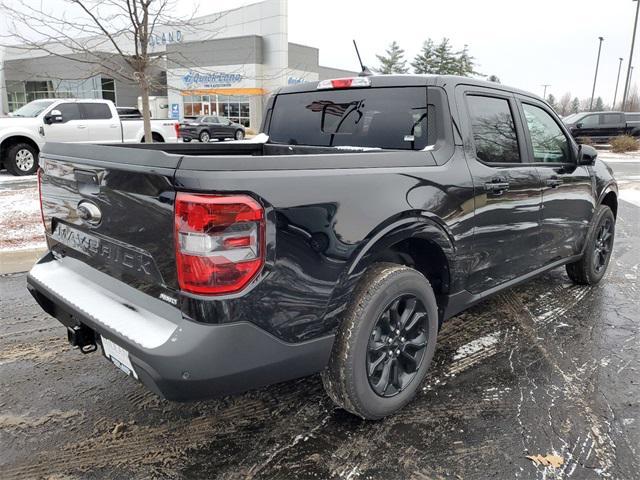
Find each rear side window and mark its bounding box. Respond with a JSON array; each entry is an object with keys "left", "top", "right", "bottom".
[
  {"left": 268, "top": 87, "right": 431, "bottom": 150},
  {"left": 466, "top": 95, "right": 520, "bottom": 163},
  {"left": 81, "top": 103, "right": 112, "bottom": 120},
  {"left": 602, "top": 113, "right": 623, "bottom": 124},
  {"left": 626, "top": 113, "right": 640, "bottom": 121},
  {"left": 56, "top": 103, "right": 82, "bottom": 122}
]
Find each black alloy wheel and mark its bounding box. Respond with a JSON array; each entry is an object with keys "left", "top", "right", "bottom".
[
  {"left": 367, "top": 295, "right": 429, "bottom": 397},
  {"left": 593, "top": 217, "right": 613, "bottom": 274}
]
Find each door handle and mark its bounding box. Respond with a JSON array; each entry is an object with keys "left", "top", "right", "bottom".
[
  {"left": 546, "top": 178, "right": 562, "bottom": 188},
  {"left": 109, "top": 124, "right": 118, "bottom": 128},
  {"left": 484, "top": 181, "right": 510, "bottom": 194},
  {"left": 77, "top": 125, "right": 87, "bottom": 129}
]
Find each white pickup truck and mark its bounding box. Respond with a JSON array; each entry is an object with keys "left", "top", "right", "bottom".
[{"left": 0, "top": 99, "right": 180, "bottom": 175}]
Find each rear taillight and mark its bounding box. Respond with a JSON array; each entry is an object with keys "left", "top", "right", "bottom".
[
  {"left": 174, "top": 122, "right": 181, "bottom": 138},
  {"left": 174, "top": 193, "right": 265, "bottom": 295},
  {"left": 37, "top": 168, "right": 46, "bottom": 230}
]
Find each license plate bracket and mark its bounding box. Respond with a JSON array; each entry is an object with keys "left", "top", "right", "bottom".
[{"left": 101, "top": 336, "right": 138, "bottom": 379}]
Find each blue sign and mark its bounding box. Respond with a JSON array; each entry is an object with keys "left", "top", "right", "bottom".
[
  {"left": 288, "top": 76, "right": 305, "bottom": 85},
  {"left": 170, "top": 104, "right": 179, "bottom": 119},
  {"left": 182, "top": 70, "right": 243, "bottom": 89}
]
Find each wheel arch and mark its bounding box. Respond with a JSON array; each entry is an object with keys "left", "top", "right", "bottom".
[
  {"left": 598, "top": 184, "right": 618, "bottom": 218},
  {"left": 331, "top": 213, "right": 457, "bottom": 324},
  {"left": 0, "top": 134, "right": 40, "bottom": 164}
]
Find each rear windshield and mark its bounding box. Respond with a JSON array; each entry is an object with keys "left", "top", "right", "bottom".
[{"left": 268, "top": 87, "right": 432, "bottom": 150}]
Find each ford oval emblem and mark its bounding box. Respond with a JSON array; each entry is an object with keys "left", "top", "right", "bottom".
[{"left": 77, "top": 200, "right": 102, "bottom": 225}]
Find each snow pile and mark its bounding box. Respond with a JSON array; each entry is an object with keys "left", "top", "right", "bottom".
[
  {"left": 0, "top": 171, "right": 36, "bottom": 184},
  {"left": 601, "top": 151, "right": 640, "bottom": 207}
]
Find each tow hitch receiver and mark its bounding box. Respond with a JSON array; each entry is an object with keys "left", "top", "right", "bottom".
[{"left": 67, "top": 325, "right": 97, "bottom": 354}]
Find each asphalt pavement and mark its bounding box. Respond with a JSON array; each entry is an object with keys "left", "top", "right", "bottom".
[{"left": 0, "top": 159, "right": 638, "bottom": 479}]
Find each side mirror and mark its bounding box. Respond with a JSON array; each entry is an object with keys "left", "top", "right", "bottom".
[
  {"left": 228, "top": 120, "right": 233, "bottom": 125},
  {"left": 44, "top": 109, "right": 63, "bottom": 125},
  {"left": 575, "top": 122, "right": 583, "bottom": 129},
  {"left": 578, "top": 144, "right": 597, "bottom": 165}
]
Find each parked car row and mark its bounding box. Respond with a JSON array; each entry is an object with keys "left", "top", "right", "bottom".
[
  {"left": 563, "top": 111, "right": 640, "bottom": 143},
  {"left": 0, "top": 99, "right": 180, "bottom": 176}
]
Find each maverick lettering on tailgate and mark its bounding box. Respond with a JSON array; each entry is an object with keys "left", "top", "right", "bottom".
[{"left": 52, "top": 223, "right": 164, "bottom": 284}]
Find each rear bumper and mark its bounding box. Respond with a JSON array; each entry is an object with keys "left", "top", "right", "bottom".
[{"left": 27, "top": 254, "right": 334, "bottom": 401}]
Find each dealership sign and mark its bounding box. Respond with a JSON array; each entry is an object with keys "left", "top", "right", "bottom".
[
  {"left": 149, "top": 30, "right": 183, "bottom": 47},
  {"left": 181, "top": 70, "right": 243, "bottom": 89}
]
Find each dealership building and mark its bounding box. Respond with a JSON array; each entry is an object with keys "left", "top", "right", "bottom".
[{"left": 0, "top": 0, "right": 354, "bottom": 129}]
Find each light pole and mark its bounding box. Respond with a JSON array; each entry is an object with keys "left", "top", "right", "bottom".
[
  {"left": 613, "top": 57, "right": 624, "bottom": 108},
  {"left": 621, "top": 0, "right": 639, "bottom": 110},
  {"left": 542, "top": 84, "right": 551, "bottom": 99},
  {"left": 589, "top": 36, "right": 605, "bottom": 111}
]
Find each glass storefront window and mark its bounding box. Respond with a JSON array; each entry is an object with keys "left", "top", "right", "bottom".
[
  {"left": 6, "top": 76, "right": 117, "bottom": 112},
  {"left": 182, "top": 93, "right": 251, "bottom": 126}
]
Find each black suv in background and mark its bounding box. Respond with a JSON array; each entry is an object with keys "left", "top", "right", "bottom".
[
  {"left": 180, "top": 115, "right": 245, "bottom": 142},
  {"left": 563, "top": 111, "right": 640, "bottom": 142}
]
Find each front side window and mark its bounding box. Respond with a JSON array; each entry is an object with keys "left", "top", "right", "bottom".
[
  {"left": 55, "top": 103, "right": 82, "bottom": 121},
  {"left": 580, "top": 114, "right": 599, "bottom": 127},
  {"left": 467, "top": 95, "right": 520, "bottom": 163},
  {"left": 522, "top": 103, "right": 571, "bottom": 163},
  {"left": 269, "top": 87, "right": 430, "bottom": 150}
]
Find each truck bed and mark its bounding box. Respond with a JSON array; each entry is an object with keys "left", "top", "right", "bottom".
[{"left": 41, "top": 141, "right": 441, "bottom": 172}]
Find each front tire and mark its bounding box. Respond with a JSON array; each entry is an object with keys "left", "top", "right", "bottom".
[
  {"left": 322, "top": 263, "right": 438, "bottom": 420},
  {"left": 235, "top": 129, "right": 245, "bottom": 140},
  {"left": 566, "top": 205, "right": 615, "bottom": 285},
  {"left": 199, "top": 131, "right": 210, "bottom": 143},
  {"left": 6, "top": 143, "right": 38, "bottom": 176}
]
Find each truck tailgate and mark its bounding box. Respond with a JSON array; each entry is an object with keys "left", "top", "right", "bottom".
[{"left": 39, "top": 143, "right": 181, "bottom": 294}]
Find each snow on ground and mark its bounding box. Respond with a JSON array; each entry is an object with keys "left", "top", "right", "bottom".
[
  {"left": 0, "top": 172, "right": 45, "bottom": 251},
  {"left": 0, "top": 172, "right": 36, "bottom": 184},
  {"left": 619, "top": 190, "right": 640, "bottom": 208},
  {"left": 598, "top": 151, "right": 640, "bottom": 163},
  {"left": 601, "top": 151, "right": 640, "bottom": 208}
]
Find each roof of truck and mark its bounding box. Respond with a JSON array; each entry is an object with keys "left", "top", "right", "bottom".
[{"left": 277, "top": 74, "right": 544, "bottom": 102}]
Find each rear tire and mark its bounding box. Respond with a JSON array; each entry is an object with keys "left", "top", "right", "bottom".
[
  {"left": 322, "top": 263, "right": 438, "bottom": 420},
  {"left": 6, "top": 142, "right": 38, "bottom": 176},
  {"left": 566, "top": 205, "right": 615, "bottom": 285},
  {"left": 199, "top": 131, "right": 210, "bottom": 143}
]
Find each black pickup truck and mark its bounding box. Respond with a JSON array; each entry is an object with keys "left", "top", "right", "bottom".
[
  {"left": 563, "top": 111, "right": 640, "bottom": 142},
  {"left": 27, "top": 75, "right": 618, "bottom": 419}
]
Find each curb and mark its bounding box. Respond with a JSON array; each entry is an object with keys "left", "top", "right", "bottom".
[{"left": 0, "top": 248, "right": 46, "bottom": 275}]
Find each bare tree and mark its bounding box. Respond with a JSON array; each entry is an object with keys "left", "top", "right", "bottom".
[
  {"left": 557, "top": 92, "right": 572, "bottom": 117},
  {"left": 0, "top": 0, "right": 223, "bottom": 142}
]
